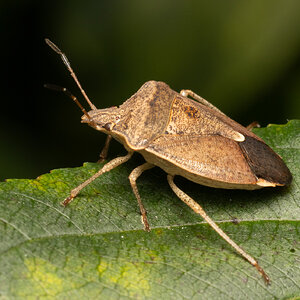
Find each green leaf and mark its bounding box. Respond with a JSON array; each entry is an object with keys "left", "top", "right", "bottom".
[{"left": 0, "top": 120, "right": 299, "bottom": 299}]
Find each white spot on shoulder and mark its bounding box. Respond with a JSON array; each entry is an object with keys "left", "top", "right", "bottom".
[{"left": 234, "top": 132, "right": 245, "bottom": 142}]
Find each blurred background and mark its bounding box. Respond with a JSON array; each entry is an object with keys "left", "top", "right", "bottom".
[{"left": 1, "top": 0, "right": 300, "bottom": 180}]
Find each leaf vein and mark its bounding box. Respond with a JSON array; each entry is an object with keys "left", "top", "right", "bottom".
[
  {"left": 11, "top": 191, "right": 85, "bottom": 234},
  {"left": 0, "top": 217, "right": 30, "bottom": 240}
]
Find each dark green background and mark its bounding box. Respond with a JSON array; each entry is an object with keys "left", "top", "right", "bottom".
[{"left": 1, "top": 1, "right": 300, "bottom": 180}]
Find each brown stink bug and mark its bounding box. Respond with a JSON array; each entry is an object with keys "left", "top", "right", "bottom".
[{"left": 45, "top": 38, "right": 292, "bottom": 285}]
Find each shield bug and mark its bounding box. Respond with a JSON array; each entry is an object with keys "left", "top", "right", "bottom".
[{"left": 45, "top": 38, "right": 292, "bottom": 284}]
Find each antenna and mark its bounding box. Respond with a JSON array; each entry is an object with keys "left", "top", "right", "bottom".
[
  {"left": 45, "top": 38, "right": 97, "bottom": 110},
  {"left": 44, "top": 84, "right": 93, "bottom": 122}
]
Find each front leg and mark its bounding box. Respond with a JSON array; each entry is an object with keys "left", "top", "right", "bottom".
[
  {"left": 62, "top": 152, "right": 133, "bottom": 206},
  {"left": 98, "top": 135, "right": 113, "bottom": 162}
]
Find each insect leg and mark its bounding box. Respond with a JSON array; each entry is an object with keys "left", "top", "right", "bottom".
[
  {"left": 62, "top": 152, "right": 133, "bottom": 206},
  {"left": 167, "top": 174, "right": 270, "bottom": 285},
  {"left": 180, "top": 89, "right": 225, "bottom": 115},
  {"left": 246, "top": 121, "right": 260, "bottom": 131},
  {"left": 129, "top": 162, "right": 155, "bottom": 231},
  {"left": 98, "top": 135, "right": 113, "bottom": 162}
]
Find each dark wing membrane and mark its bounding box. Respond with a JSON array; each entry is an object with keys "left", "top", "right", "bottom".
[
  {"left": 239, "top": 136, "right": 292, "bottom": 185},
  {"left": 145, "top": 134, "right": 258, "bottom": 185}
]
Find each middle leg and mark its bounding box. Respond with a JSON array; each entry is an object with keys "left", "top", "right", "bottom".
[
  {"left": 129, "top": 162, "right": 154, "bottom": 231},
  {"left": 180, "top": 89, "right": 224, "bottom": 115}
]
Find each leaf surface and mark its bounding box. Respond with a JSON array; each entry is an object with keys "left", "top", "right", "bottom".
[{"left": 0, "top": 120, "right": 299, "bottom": 299}]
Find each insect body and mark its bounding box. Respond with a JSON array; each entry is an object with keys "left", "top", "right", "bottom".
[{"left": 45, "top": 39, "right": 292, "bottom": 285}]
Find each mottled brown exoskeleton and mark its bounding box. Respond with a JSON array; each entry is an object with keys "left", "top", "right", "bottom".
[{"left": 45, "top": 39, "right": 292, "bottom": 285}]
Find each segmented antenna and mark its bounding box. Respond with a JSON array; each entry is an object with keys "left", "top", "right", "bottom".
[
  {"left": 44, "top": 84, "right": 93, "bottom": 122},
  {"left": 45, "top": 38, "right": 97, "bottom": 110}
]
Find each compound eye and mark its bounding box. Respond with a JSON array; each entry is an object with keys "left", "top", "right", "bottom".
[{"left": 104, "top": 122, "right": 114, "bottom": 131}]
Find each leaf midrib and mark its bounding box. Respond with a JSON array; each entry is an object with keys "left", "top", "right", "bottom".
[{"left": 1, "top": 219, "right": 298, "bottom": 257}]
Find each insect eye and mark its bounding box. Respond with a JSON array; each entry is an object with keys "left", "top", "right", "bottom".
[{"left": 104, "top": 122, "right": 114, "bottom": 131}]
